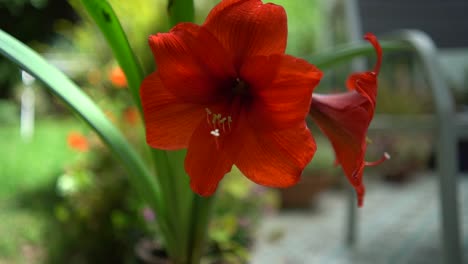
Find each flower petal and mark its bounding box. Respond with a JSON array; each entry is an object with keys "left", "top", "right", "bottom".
[
  {"left": 141, "top": 72, "right": 204, "bottom": 150},
  {"left": 185, "top": 119, "right": 234, "bottom": 196},
  {"left": 240, "top": 54, "right": 322, "bottom": 131},
  {"left": 203, "top": 0, "right": 287, "bottom": 68},
  {"left": 226, "top": 112, "right": 316, "bottom": 187},
  {"left": 308, "top": 33, "right": 382, "bottom": 207},
  {"left": 148, "top": 22, "right": 235, "bottom": 104},
  {"left": 310, "top": 92, "right": 372, "bottom": 206}
]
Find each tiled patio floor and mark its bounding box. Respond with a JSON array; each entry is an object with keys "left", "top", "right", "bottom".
[{"left": 251, "top": 172, "right": 468, "bottom": 264}]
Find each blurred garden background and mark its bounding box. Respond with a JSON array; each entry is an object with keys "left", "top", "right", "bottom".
[{"left": 1, "top": 0, "right": 467, "bottom": 263}]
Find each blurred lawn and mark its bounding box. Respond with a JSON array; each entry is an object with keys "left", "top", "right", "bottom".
[{"left": 0, "top": 118, "right": 81, "bottom": 262}]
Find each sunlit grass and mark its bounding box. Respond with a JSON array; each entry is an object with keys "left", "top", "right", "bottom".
[
  {"left": 0, "top": 118, "right": 82, "bottom": 261},
  {"left": 0, "top": 118, "right": 83, "bottom": 197}
]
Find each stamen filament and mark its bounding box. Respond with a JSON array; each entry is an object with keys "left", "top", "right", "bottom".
[{"left": 365, "top": 152, "right": 390, "bottom": 167}]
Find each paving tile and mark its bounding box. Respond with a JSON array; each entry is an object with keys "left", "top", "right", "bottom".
[{"left": 251, "top": 173, "right": 468, "bottom": 264}]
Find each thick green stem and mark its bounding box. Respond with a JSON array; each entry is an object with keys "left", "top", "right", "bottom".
[{"left": 188, "top": 195, "right": 215, "bottom": 264}]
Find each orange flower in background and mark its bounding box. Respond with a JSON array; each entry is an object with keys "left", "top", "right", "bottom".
[
  {"left": 109, "top": 66, "right": 127, "bottom": 88},
  {"left": 309, "top": 33, "right": 388, "bottom": 207},
  {"left": 67, "top": 132, "right": 89, "bottom": 152},
  {"left": 141, "top": 0, "right": 322, "bottom": 196},
  {"left": 123, "top": 107, "right": 140, "bottom": 126}
]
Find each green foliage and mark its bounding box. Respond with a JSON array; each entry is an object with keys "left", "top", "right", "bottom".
[
  {"left": 0, "top": 27, "right": 162, "bottom": 215},
  {"left": 204, "top": 170, "right": 278, "bottom": 263},
  {"left": 0, "top": 119, "right": 81, "bottom": 197},
  {"left": 168, "top": 0, "right": 194, "bottom": 26},
  {"left": 0, "top": 119, "right": 80, "bottom": 262},
  {"left": 1, "top": 0, "right": 49, "bottom": 11},
  {"left": 0, "top": 99, "right": 17, "bottom": 124},
  {"left": 78, "top": 0, "right": 145, "bottom": 110},
  {"left": 272, "top": 0, "right": 325, "bottom": 56},
  {"left": 46, "top": 149, "right": 153, "bottom": 263}
]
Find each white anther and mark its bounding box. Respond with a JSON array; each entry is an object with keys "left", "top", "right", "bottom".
[
  {"left": 210, "top": 129, "right": 220, "bottom": 137},
  {"left": 384, "top": 152, "right": 391, "bottom": 160}
]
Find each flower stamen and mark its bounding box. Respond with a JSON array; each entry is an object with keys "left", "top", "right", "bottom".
[
  {"left": 205, "top": 108, "right": 212, "bottom": 124},
  {"left": 205, "top": 108, "right": 233, "bottom": 134}
]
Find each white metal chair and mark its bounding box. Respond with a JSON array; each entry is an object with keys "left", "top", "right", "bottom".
[{"left": 339, "top": 1, "right": 467, "bottom": 263}]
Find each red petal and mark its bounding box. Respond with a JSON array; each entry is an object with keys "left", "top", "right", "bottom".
[
  {"left": 140, "top": 72, "right": 204, "bottom": 150},
  {"left": 310, "top": 91, "right": 373, "bottom": 204},
  {"left": 364, "top": 33, "right": 382, "bottom": 74},
  {"left": 240, "top": 54, "right": 322, "bottom": 131},
  {"left": 226, "top": 112, "right": 316, "bottom": 187},
  {"left": 310, "top": 92, "right": 372, "bottom": 206},
  {"left": 185, "top": 119, "right": 234, "bottom": 196},
  {"left": 203, "top": 0, "right": 287, "bottom": 68},
  {"left": 148, "top": 23, "right": 235, "bottom": 104},
  {"left": 309, "top": 34, "right": 382, "bottom": 207}
]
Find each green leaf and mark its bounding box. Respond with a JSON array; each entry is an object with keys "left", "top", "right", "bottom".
[
  {"left": 167, "top": 0, "right": 195, "bottom": 26},
  {"left": 310, "top": 40, "right": 409, "bottom": 69},
  {"left": 78, "top": 0, "right": 189, "bottom": 258},
  {"left": 0, "top": 28, "right": 163, "bottom": 226},
  {"left": 80, "top": 0, "right": 144, "bottom": 111}
]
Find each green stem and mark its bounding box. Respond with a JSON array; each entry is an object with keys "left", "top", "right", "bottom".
[
  {"left": 78, "top": 0, "right": 187, "bottom": 257},
  {"left": 188, "top": 195, "right": 215, "bottom": 264}
]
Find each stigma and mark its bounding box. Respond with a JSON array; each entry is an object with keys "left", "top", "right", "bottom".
[{"left": 365, "top": 152, "right": 391, "bottom": 167}]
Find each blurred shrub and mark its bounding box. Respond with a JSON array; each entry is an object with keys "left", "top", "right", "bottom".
[
  {"left": 45, "top": 127, "right": 152, "bottom": 263},
  {"left": 47, "top": 130, "right": 277, "bottom": 263},
  {"left": 0, "top": 99, "right": 18, "bottom": 124},
  {"left": 195, "top": 0, "right": 325, "bottom": 57},
  {"left": 0, "top": 0, "right": 77, "bottom": 98},
  {"left": 204, "top": 171, "right": 278, "bottom": 263}
]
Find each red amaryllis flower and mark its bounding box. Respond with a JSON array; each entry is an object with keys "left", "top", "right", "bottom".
[
  {"left": 309, "top": 33, "right": 388, "bottom": 207},
  {"left": 141, "top": 0, "right": 322, "bottom": 196}
]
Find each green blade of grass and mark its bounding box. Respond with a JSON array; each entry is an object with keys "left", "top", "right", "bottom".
[
  {"left": 310, "top": 40, "right": 409, "bottom": 69},
  {"left": 0, "top": 28, "right": 166, "bottom": 233},
  {"left": 79, "top": 0, "right": 144, "bottom": 111},
  {"left": 77, "top": 1, "right": 187, "bottom": 256}
]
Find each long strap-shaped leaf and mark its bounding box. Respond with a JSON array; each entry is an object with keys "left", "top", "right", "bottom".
[
  {"left": 80, "top": 0, "right": 144, "bottom": 111},
  {"left": 78, "top": 0, "right": 197, "bottom": 260},
  {"left": 312, "top": 40, "right": 409, "bottom": 69},
  {"left": 0, "top": 28, "right": 163, "bottom": 221}
]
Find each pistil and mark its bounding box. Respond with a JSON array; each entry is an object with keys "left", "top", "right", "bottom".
[{"left": 232, "top": 78, "right": 249, "bottom": 96}]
